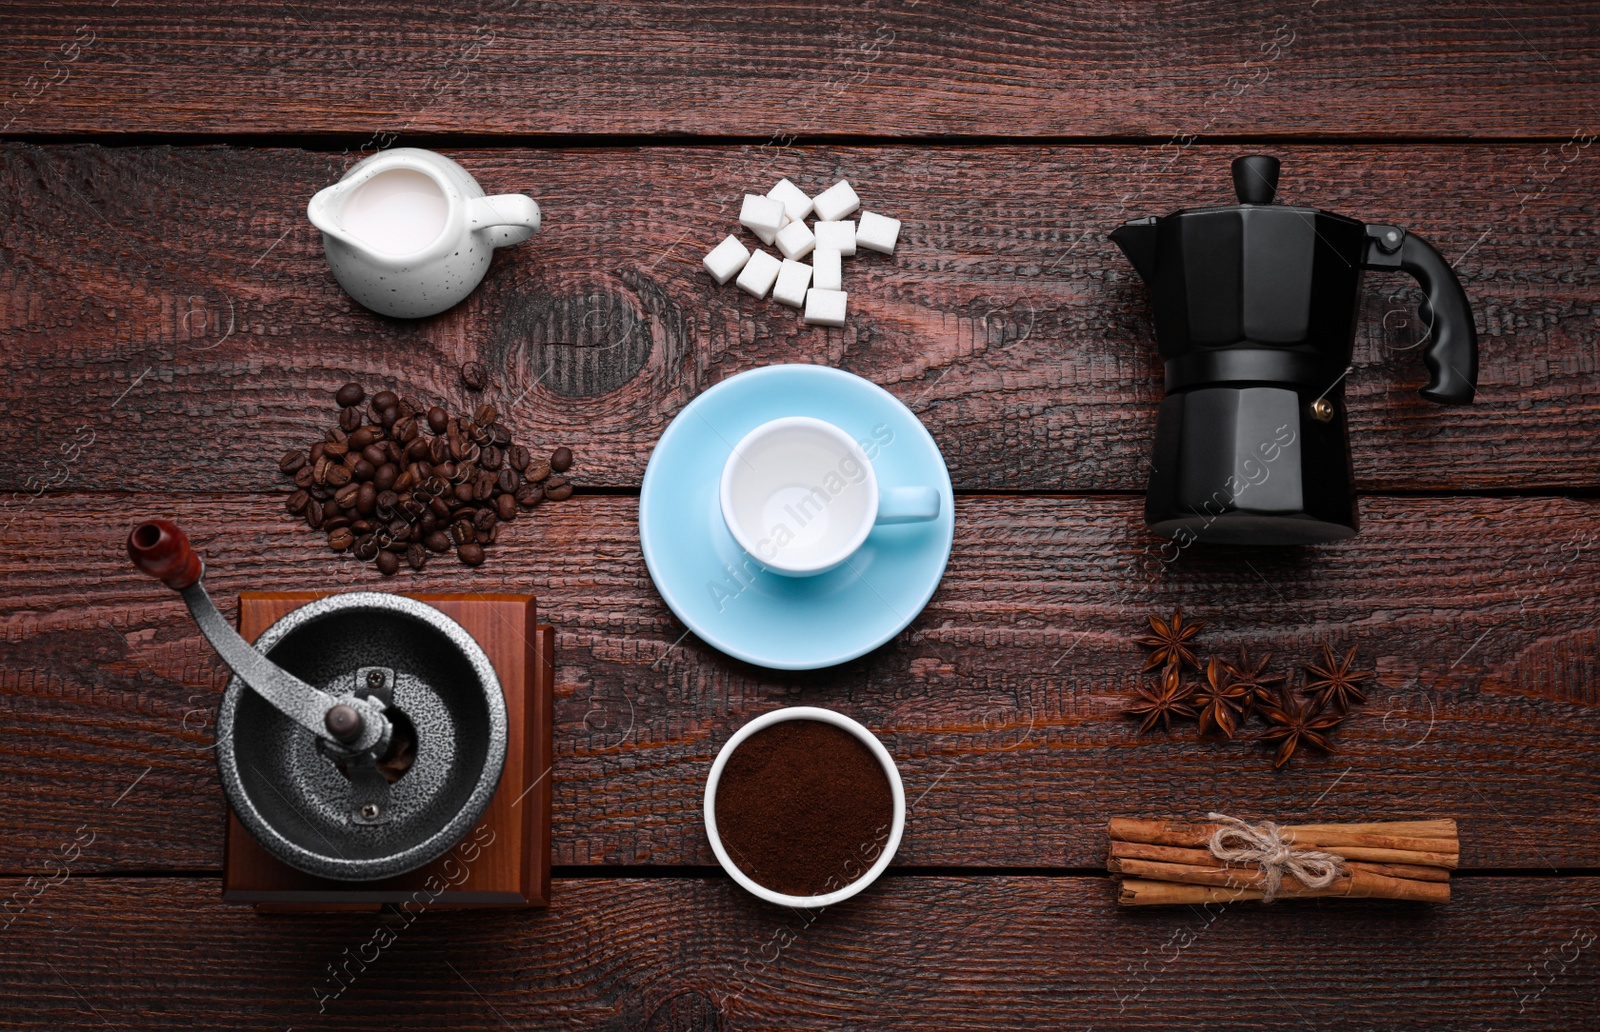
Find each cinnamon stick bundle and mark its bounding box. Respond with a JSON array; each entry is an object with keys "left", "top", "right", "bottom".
[{"left": 1109, "top": 816, "right": 1458, "bottom": 906}]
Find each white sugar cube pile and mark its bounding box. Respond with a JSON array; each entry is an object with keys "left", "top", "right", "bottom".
[{"left": 701, "top": 177, "right": 901, "bottom": 327}]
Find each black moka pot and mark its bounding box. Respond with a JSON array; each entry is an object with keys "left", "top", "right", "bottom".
[{"left": 1111, "top": 155, "right": 1478, "bottom": 545}]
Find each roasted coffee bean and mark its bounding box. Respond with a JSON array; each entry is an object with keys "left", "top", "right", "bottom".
[
  {"left": 306, "top": 500, "right": 326, "bottom": 528},
  {"left": 424, "top": 405, "right": 447, "bottom": 434},
  {"left": 387, "top": 516, "right": 410, "bottom": 539},
  {"left": 489, "top": 422, "right": 510, "bottom": 446},
  {"left": 523, "top": 458, "right": 551, "bottom": 483},
  {"left": 356, "top": 482, "right": 377, "bottom": 515},
  {"left": 393, "top": 469, "right": 417, "bottom": 493},
  {"left": 310, "top": 441, "right": 327, "bottom": 465},
  {"left": 352, "top": 459, "right": 376, "bottom": 482},
  {"left": 449, "top": 482, "right": 471, "bottom": 504},
  {"left": 360, "top": 444, "right": 386, "bottom": 467},
  {"left": 367, "top": 398, "right": 383, "bottom": 423},
  {"left": 480, "top": 445, "right": 502, "bottom": 471},
  {"left": 429, "top": 437, "right": 450, "bottom": 464},
  {"left": 407, "top": 543, "right": 426, "bottom": 571},
  {"left": 336, "top": 382, "right": 365, "bottom": 408},
  {"left": 546, "top": 476, "right": 572, "bottom": 501},
  {"left": 312, "top": 456, "right": 332, "bottom": 485},
  {"left": 468, "top": 422, "right": 491, "bottom": 447},
  {"left": 339, "top": 405, "right": 363, "bottom": 432},
  {"left": 435, "top": 460, "right": 457, "bottom": 482},
  {"left": 328, "top": 527, "right": 354, "bottom": 552},
  {"left": 353, "top": 535, "right": 379, "bottom": 560},
  {"left": 458, "top": 542, "right": 486, "bottom": 566},
  {"left": 424, "top": 531, "right": 451, "bottom": 553},
  {"left": 420, "top": 510, "right": 439, "bottom": 533},
  {"left": 393, "top": 416, "right": 419, "bottom": 443},
  {"left": 402, "top": 437, "right": 430, "bottom": 464},
  {"left": 351, "top": 519, "right": 373, "bottom": 534},
  {"left": 326, "top": 426, "right": 347, "bottom": 444},
  {"left": 401, "top": 499, "right": 427, "bottom": 523},
  {"left": 371, "top": 390, "right": 398, "bottom": 412},
  {"left": 497, "top": 468, "right": 518, "bottom": 494},
  {"left": 473, "top": 402, "right": 497, "bottom": 426},
  {"left": 447, "top": 432, "right": 469, "bottom": 461},
  {"left": 430, "top": 497, "right": 453, "bottom": 521},
  {"left": 326, "top": 463, "right": 353, "bottom": 487},
  {"left": 323, "top": 440, "right": 349, "bottom": 459},
  {"left": 378, "top": 406, "right": 398, "bottom": 430},
  {"left": 460, "top": 360, "right": 488, "bottom": 390},
  {"left": 475, "top": 469, "right": 497, "bottom": 502},
  {"left": 375, "top": 550, "right": 400, "bottom": 577},
  {"left": 293, "top": 464, "right": 315, "bottom": 488},
  {"left": 349, "top": 426, "right": 379, "bottom": 449},
  {"left": 324, "top": 514, "right": 351, "bottom": 532},
  {"left": 480, "top": 521, "right": 498, "bottom": 544},
  {"left": 473, "top": 507, "right": 497, "bottom": 534},
  {"left": 279, "top": 450, "right": 306, "bottom": 474},
  {"left": 507, "top": 444, "right": 530, "bottom": 471},
  {"left": 496, "top": 493, "right": 518, "bottom": 522},
  {"left": 550, "top": 447, "right": 573, "bottom": 473},
  {"left": 374, "top": 463, "right": 397, "bottom": 491},
  {"left": 333, "top": 482, "right": 360, "bottom": 509},
  {"left": 286, "top": 489, "right": 310, "bottom": 515},
  {"left": 515, "top": 484, "right": 543, "bottom": 507},
  {"left": 450, "top": 521, "right": 476, "bottom": 545},
  {"left": 425, "top": 475, "right": 450, "bottom": 496},
  {"left": 308, "top": 485, "right": 333, "bottom": 501}
]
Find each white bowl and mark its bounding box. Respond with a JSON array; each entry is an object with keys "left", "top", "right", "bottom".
[{"left": 703, "top": 706, "right": 906, "bottom": 908}]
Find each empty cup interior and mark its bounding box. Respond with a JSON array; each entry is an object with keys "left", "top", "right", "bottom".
[{"left": 722, "top": 419, "right": 875, "bottom": 569}]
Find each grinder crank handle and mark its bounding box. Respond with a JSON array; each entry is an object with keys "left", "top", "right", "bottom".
[
  {"left": 1364, "top": 225, "right": 1479, "bottom": 405},
  {"left": 126, "top": 520, "right": 390, "bottom": 755}
]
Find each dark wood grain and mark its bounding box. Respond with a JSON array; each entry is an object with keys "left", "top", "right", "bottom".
[
  {"left": 2, "top": 3, "right": 1598, "bottom": 138},
  {"left": 2, "top": 874, "right": 1597, "bottom": 1030},
  {"left": 2, "top": 143, "right": 1597, "bottom": 494},
  {"left": 2, "top": 492, "right": 1595, "bottom": 874}
]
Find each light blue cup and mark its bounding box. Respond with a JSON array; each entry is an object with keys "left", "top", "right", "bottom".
[{"left": 719, "top": 416, "right": 940, "bottom": 577}]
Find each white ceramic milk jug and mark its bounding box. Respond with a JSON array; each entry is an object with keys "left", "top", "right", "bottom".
[{"left": 307, "top": 148, "right": 541, "bottom": 319}]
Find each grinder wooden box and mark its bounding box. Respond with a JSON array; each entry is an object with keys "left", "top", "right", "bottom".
[{"left": 224, "top": 592, "right": 552, "bottom": 910}]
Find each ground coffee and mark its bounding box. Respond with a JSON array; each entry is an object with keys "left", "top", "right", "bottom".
[{"left": 713, "top": 719, "right": 894, "bottom": 898}]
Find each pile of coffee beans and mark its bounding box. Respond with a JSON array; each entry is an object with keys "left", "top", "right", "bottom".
[{"left": 278, "top": 379, "right": 575, "bottom": 575}]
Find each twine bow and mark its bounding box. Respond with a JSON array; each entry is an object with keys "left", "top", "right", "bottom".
[{"left": 1206, "top": 812, "right": 1347, "bottom": 903}]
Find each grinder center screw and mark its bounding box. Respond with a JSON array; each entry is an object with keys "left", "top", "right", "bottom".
[{"left": 361, "top": 803, "right": 381, "bottom": 820}]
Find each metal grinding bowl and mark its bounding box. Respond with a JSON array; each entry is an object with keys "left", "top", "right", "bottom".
[
  {"left": 127, "top": 521, "right": 507, "bottom": 882},
  {"left": 220, "top": 593, "right": 507, "bottom": 881}
]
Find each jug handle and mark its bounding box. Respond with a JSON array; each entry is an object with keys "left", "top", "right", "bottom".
[
  {"left": 1363, "top": 225, "right": 1478, "bottom": 405},
  {"left": 469, "top": 194, "right": 542, "bottom": 248}
]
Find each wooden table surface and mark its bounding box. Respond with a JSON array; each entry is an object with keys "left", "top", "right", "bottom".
[{"left": 3, "top": 3, "right": 1598, "bottom": 1029}]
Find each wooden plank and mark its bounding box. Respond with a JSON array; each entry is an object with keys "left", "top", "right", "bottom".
[
  {"left": 1, "top": 493, "right": 1595, "bottom": 873},
  {"left": 2, "top": 143, "right": 1597, "bottom": 494},
  {"left": 1, "top": 875, "right": 1596, "bottom": 1028},
  {"left": 1, "top": 3, "right": 1597, "bottom": 137}
]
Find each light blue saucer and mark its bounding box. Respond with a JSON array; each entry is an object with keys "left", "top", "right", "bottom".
[{"left": 639, "top": 364, "right": 955, "bottom": 670}]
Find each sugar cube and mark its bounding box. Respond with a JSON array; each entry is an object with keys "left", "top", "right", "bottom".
[
  {"left": 812, "top": 180, "right": 861, "bottom": 222},
  {"left": 736, "top": 249, "right": 782, "bottom": 298},
  {"left": 775, "top": 219, "right": 816, "bottom": 261},
  {"left": 804, "top": 288, "right": 848, "bottom": 327},
  {"left": 702, "top": 234, "right": 751, "bottom": 285},
  {"left": 772, "top": 259, "right": 813, "bottom": 308},
  {"left": 814, "top": 219, "right": 856, "bottom": 256},
  {"left": 812, "top": 247, "right": 843, "bottom": 290},
  {"left": 768, "top": 178, "right": 814, "bottom": 222},
  {"left": 739, "top": 193, "right": 786, "bottom": 246},
  {"left": 855, "top": 210, "right": 901, "bottom": 255}
]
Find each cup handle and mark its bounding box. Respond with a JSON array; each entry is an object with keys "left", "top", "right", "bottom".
[
  {"left": 875, "top": 486, "right": 940, "bottom": 525},
  {"left": 468, "top": 194, "right": 542, "bottom": 247}
]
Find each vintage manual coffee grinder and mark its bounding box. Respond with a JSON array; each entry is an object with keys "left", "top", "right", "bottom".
[
  {"left": 1111, "top": 155, "right": 1479, "bottom": 544},
  {"left": 127, "top": 520, "right": 552, "bottom": 908}
]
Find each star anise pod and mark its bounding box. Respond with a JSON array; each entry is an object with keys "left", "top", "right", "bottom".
[
  {"left": 1302, "top": 642, "right": 1374, "bottom": 712},
  {"left": 1224, "top": 645, "right": 1285, "bottom": 719},
  {"left": 1125, "top": 662, "right": 1198, "bottom": 734},
  {"left": 1257, "top": 686, "right": 1344, "bottom": 768},
  {"left": 1190, "top": 658, "right": 1251, "bottom": 738},
  {"left": 1135, "top": 607, "right": 1205, "bottom": 671}
]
